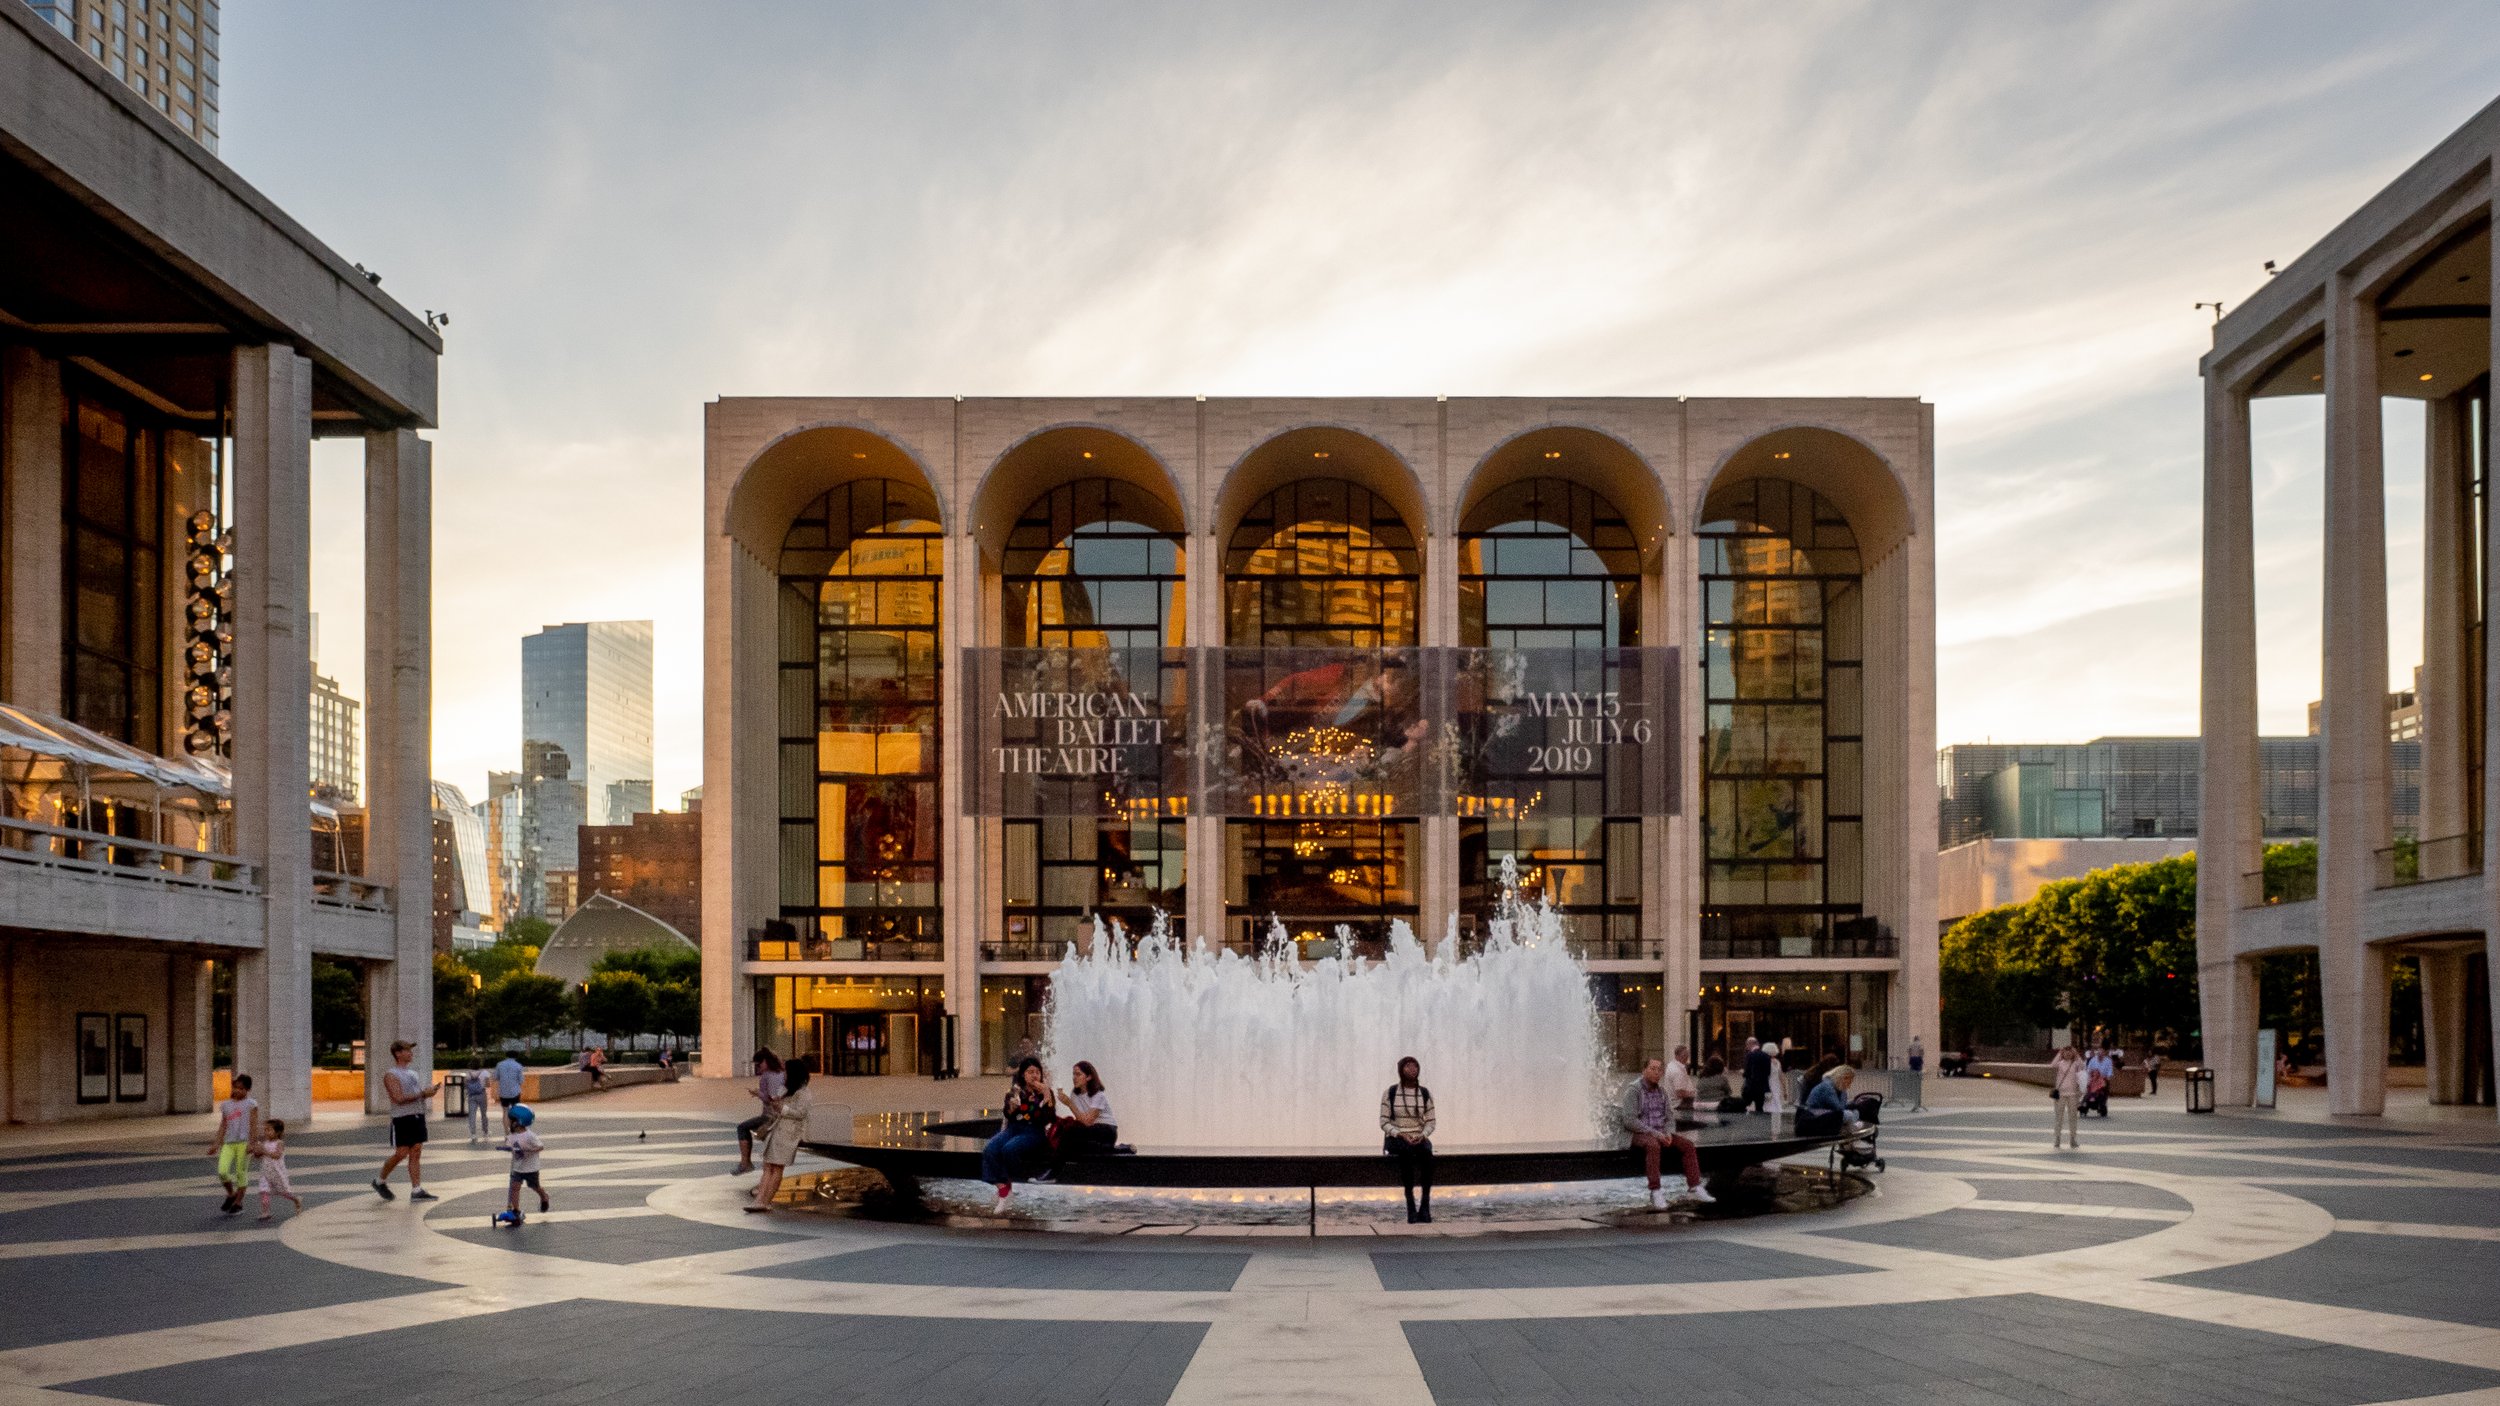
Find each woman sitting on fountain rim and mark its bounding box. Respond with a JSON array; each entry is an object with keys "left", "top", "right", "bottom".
[
  {"left": 1054, "top": 1061, "right": 1118, "bottom": 1153},
  {"left": 981, "top": 1056, "right": 1056, "bottom": 1211},
  {"left": 1380, "top": 1056, "right": 1435, "bottom": 1224}
]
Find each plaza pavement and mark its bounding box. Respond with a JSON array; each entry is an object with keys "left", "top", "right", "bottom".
[{"left": 0, "top": 1074, "right": 2496, "bottom": 1405}]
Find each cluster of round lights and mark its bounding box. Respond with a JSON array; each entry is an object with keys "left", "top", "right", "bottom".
[{"left": 183, "top": 509, "right": 234, "bottom": 756}]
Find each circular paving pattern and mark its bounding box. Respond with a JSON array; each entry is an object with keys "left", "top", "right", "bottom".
[{"left": 1, "top": 1096, "right": 2497, "bottom": 1406}]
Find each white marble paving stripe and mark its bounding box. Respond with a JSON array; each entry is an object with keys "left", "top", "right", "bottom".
[
  {"left": 1961, "top": 1198, "right": 2188, "bottom": 1223},
  {"left": 0, "top": 1229, "right": 280, "bottom": 1259},
  {"left": 453, "top": 1206, "right": 670, "bottom": 1227},
  {"left": 0, "top": 1285, "right": 574, "bottom": 1389},
  {"left": 1169, "top": 1318, "right": 1431, "bottom": 1406},
  {"left": 2062, "top": 1279, "right": 2500, "bottom": 1371}
]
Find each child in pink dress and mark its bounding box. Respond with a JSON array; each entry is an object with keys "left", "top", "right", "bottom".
[{"left": 252, "top": 1120, "right": 303, "bottom": 1221}]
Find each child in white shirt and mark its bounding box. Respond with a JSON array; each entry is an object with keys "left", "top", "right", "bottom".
[{"left": 494, "top": 1104, "right": 549, "bottom": 1224}]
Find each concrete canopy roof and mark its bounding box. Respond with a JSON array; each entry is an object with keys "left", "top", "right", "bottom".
[
  {"left": 533, "top": 894, "right": 698, "bottom": 987},
  {"left": 0, "top": 3, "right": 439, "bottom": 431}
]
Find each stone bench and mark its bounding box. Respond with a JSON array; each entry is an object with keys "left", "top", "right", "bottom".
[
  {"left": 518, "top": 1064, "right": 678, "bottom": 1102},
  {"left": 1967, "top": 1061, "right": 2148, "bottom": 1098}
]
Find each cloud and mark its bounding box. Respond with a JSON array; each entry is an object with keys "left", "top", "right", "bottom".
[{"left": 219, "top": 1, "right": 2500, "bottom": 796}]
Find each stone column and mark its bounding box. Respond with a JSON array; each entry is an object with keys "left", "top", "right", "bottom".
[
  {"left": 1, "top": 348, "right": 64, "bottom": 711},
  {"left": 229, "top": 344, "right": 316, "bottom": 1125},
  {"left": 1419, "top": 527, "right": 1457, "bottom": 946},
  {"left": 2418, "top": 949, "right": 2471, "bottom": 1104},
  {"left": 1653, "top": 531, "right": 1692, "bottom": 1056},
  {"left": 2318, "top": 279, "right": 2392, "bottom": 1117},
  {"left": 360, "top": 430, "right": 434, "bottom": 1111},
  {"left": 943, "top": 525, "right": 981, "bottom": 1078},
  {"left": 1187, "top": 403, "right": 1225, "bottom": 952},
  {"left": 2197, "top": 373, "right": 2263, "bottom": 1105},
  {"left": 1898, "top": 407, "right": 1942, "bottom": 1068},
  {"left": 167, "top": 955, "right": 212, "bottom": 1114},
  {"left": 2419, "top": 395, "right": 2470, "bottom": 874}
]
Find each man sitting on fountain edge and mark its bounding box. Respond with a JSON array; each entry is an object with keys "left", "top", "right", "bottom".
[{"left": 1620, "top": 1058, "right": 1714, "bottom": 1211}]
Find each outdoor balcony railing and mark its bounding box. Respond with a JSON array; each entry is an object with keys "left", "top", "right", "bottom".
[
  {"left": 1699, "top": 929, "right": 1899, "bottom": 961},
  {"left": 747, "top": 928, "right": 944, "bottom": 963},
  {"left": 2376, "top": 833, "right": 2482, "bottom": 890},
  {"left": 0, "top": 814, "right": 258, "bottom": 893},
  {"left": 2248, "top": 863, "right": 2315, "bottom": 906},
  {"left": 312, "top": 871, "right": 392, "bottom": 912}
]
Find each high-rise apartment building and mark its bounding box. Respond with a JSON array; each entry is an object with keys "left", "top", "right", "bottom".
[
  {"left": 20, "top": 0, "right": 220, "bottom": 151},
  {"left": 580, "top": 803, "right": 701, "bottom": 939},
  {"left": 309, "top": 667, "right": 360, "bottom": 803},
  {"left": 520, "top": 621, "right": 654, "bottom": 875}
]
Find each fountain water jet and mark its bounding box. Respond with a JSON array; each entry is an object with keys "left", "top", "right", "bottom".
[{"left": 1040, "top": 858, "right": 1610, "bottom": 1149}]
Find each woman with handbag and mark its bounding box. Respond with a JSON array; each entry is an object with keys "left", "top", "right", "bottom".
[
  {"left": 1380, "top": 1056, "right": 1436, "bottom": 1224},
  {"left": 746, "top": 1055, "right": 815, "bottom": 1212}
]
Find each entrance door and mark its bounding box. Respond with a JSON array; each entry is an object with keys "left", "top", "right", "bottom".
[
  {"left": 798, "top": 1013, "right": 827, "bottom": 1076},
  {"left": 1725, "top": 1009, "right": 1756, "bottom": 1055},
  {"left": 888, "top": 1014, "right": 920, "bottom": 1077},
  {"left": 1818, "top": 1009, "right": 1846, "bottom": 1067}
]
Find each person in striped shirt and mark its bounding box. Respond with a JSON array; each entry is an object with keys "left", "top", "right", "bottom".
[{"left": 1380, "top": 1056, "right": 1436, "bottom": 1223}]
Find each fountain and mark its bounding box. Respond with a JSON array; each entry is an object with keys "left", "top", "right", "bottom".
[{"left": 1040, "top": 858, "right": 1609, "bottom": 1149}]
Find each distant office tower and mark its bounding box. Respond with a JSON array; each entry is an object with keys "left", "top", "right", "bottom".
[
  {"left": 20, "top": 0, "right": 221, "bottom": 151},
  {"left": 430, "top": 781, "right": 493, "bottom": 952},
  {"left": 306, "top": 616, "right": 360, "bottom": 803},
  {"left": 520, "top": 621, "right": 654, "bottom": 877},
  {"left": 481, "top": 773, "right": 526, "bottom": 926}
]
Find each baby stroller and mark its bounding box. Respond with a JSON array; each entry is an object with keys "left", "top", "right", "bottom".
[{"left": 1827, "top": 1091, "right": 1885, "bottom": 1176}]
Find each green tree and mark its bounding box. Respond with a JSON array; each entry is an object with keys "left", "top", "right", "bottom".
[
  {"left": 460, "top": 933, "right": 542, "bottom": 985},
  {"left": 505, "top": 915, "right": 555, "bottom": 947},
  {"left": 434, "top": 954, "right": 481, "bottom": 1053},
  {"left": 310, "top": 958, "right": 365, "bottom": 1052},
  {"left": 592, "top": 943, "right": 700, "bottom": 987},
  {"left": 479, "top": 972, "right": 572, "bottom": 1044},
  {"left": 650, "top": 980, "right": 699, "bottom": 1039},
  {"left": 1939, "top": 852, "right": 2201, "bottom": 1055},
  {"left": 582, "top": 970, "right": 655, "bottom": 1041}
]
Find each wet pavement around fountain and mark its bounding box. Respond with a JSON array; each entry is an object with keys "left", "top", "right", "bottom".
[{"left": 4, "top": 1075, "right": 2499, "bottom": 1406}]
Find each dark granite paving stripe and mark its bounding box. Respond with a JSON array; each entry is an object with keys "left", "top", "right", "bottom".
[
  {"left": 1373, "top": 1238, "right": 1871, "bottom": 1291},
  {"left": 0, "top": 1189, "right": 367, "bottom": 1243},
  {"left": 0, "top": 1240, "right": 441, "bottom": 1351},
  {"left": 749, "top": 1243, "right": 1249, "bottom": 1292},
  {"left": 1957, "top": 1176, "right": 2192, "bottom": 1212},
  {"left": 2243, "top": 1141, "right": 2500, "bottom": 1175},
  {"left": 435, "top": 1216, "right": 798, "bottom": 1265},
  {"left": 1813, "top": 1206, "right": 2165, "bottom": 1259},
  {"left": 2163, "top": 1230, "right": 2500, "bottom": 1329},
  {"left": 66, "top": 1298, "right": 1208, "bottom": 1406},
  {"left": 429, "top": 1180, "right": 658, "bottom": 1219},
  {"left": 2267, "top": 1183, "right": 2500, "bottom": 1229},
  {"left": 1404, "top": 1293, "right": 2500, "bottom": 1405},
  {"left": 0, "top": 1157, "right": 211, "bottom": 1192},
  {"left": 1877, "top": 1153, "right": 2073, "bottom": 1177}
]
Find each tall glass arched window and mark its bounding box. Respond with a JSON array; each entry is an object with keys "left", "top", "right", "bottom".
[
  {"left": 1223, "top": 478, "right": 1419, "bottom": 949},
  {"left": 775, "top": 478, "right": 944, "bottom": 961},
  {"left": 1457, "top": 476, "right": 1645, "bottom": 955},
  {"left": 1698, "top": 479, "right": 1865, "bottom": 958},
  {"left": 996, "top": 478, "right": 1187, "bottom": 956}
]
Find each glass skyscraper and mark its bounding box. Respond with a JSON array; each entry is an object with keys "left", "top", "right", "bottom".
[{"left": 521, "top": 621, "right": 655, "bottom": 875}]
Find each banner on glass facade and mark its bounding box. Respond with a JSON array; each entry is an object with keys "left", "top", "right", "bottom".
[{"left": 962, "top": 647, "right": 1677, "bottom": 818}]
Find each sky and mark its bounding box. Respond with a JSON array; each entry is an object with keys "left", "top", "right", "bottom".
[{"left": 218, "top": 3, "right": 2500, "bottom": 805}]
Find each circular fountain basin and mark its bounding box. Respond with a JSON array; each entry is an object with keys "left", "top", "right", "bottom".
[{"left": 805, "top": 1109, "right": 1860, "bottom": 1197}]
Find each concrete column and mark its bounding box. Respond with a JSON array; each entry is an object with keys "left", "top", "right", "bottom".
[
  {"left": 1, "top": 348, "right": 64, "bottom": 711},
  {"left": 1654, "top": 531, "right": 1693, "bottom": 1052},
  {"left": 2319, "top": 279, "right": 2392, "bottom": 1117},
  {"left": 2419, "top": 949, "right": 2471, "bottom": 1104},
  {"left": 229, "top": 344, "right": 316, "bottom": 1124},
  {"left": 1185, "top": 516, "right": 1223, "bottom": 951},
  {"left": 166, "top": 955, "right": 212, "bottom": 1114},
  {"left": 360, "top": 430, "right": 434, "bottom": 1111},
  {"left": 2197, "top": 373, "right": 2263, "bottom": 1104},
  {"left": 2420, "top": 395, "right": 2470, "bottom": 872},
  {"left": 1419, "top": 528, "right": 1457, "bottom": 945},
  {"left": 1899, "top": 409, "right": 1942, "bottom": 1067},
  {"left": 943, "top": 524, "right": 980, "bottom": 1079},
  {"left": 700, "top": 529, "right": 772, "bottom": 1077}
]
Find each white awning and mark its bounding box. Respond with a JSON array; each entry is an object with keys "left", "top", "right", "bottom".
[{"left": 0, "top": 703, "right": 230, "bottom": 796}]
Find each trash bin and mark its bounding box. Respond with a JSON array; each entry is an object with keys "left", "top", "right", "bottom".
[
  {"left": 443, "top": 1075, "right": 468, "bottom": 1118},
  {"left": 2184, "top": 1065, "right": 2216, "bottom": 1114}
]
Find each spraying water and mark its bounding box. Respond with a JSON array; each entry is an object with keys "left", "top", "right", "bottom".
[{"left": 1040, "top": 858, "right": 1611, "bottom": 1149}]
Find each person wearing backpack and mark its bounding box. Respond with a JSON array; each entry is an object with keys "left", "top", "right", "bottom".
[{"left": 1380, "top": 1056, "right": 1436, "bottom": 1224}]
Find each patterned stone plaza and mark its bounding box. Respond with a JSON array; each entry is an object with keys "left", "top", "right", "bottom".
[{"left": 3, "top": 1079, "right": 2497, "bottom": 1406}]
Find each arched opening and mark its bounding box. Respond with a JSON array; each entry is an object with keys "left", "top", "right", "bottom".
[
  {"left": 1220, "top": 456, "right": 1423, "bottom": 952},
  {"left": 1694, "top": 476, "right": 1881, "bottom": 1068},
  {"left": 772, "top": 476, "right": 946, "bottom": 968},
  {"left": 1455, "top": 475, "right": 1646, "bottom": 960},
  {"left": 996, "top": 475, "right": 1189, "bottom": 965}
]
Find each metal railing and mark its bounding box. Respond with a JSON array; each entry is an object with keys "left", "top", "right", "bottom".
[
  {"left": 1701, "top": 929, "right": 1899, "bottom": 961},
  {"left": 0, "top": 814, "right": 259, "bottom": 893},
  {"left": 747, "top": 929, "right": 944, "bottom": 963},
  {"left": 312, "top": 871, "right": 392, "bottom": 912},
  {"left": 2376, "top": 832, "right": 2482, "bottom": 889},
  {"left": 2248, "top": 864, "right": 2315, "bottom": 906}
]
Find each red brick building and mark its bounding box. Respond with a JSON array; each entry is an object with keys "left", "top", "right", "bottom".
[{"left": 579, "top": 804, "right": 700, "bottom": 939}]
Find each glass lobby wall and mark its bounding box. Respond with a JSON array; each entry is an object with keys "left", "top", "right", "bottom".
[
  {"left": 773, "top": 479, "right": 944, "bottom": 961},
  {"left": 1590, "top": 973, "right": 1666, "bottom": 1073},
  {"left": 1221, "top": 479, "right": 1420, "bottom": 950},
  {"left": 996, "top": 478, "right": 1187, "bottom": 958},
  {"left": 980, "top": 974, "right": 1051, "bottom": 1075},
  {"left": 1698, "top": 479, "right": 1870, "bottom": 959},
  {"left": 1457, "top": 476, "right": 1647, "bottom": 957},
  {"left": 1693, "top": 972, "right": 1889, "bottom": 1071},
  {"left": 752, "top": 975, "right": 945, "bottom": 1076}
]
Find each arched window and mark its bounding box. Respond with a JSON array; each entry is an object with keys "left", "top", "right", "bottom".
[
  {"left": 996, "top": 478, "right": 1186, "bottom": 957},
  {"left": 1222, "top": 478, "right": 1420, "bottom": 950},
  {"left": 774, "top": 478, "right": 944, "bottom": 961},
  {"left": 1457, "top": 477, "right": 1644, "bottom": 955},
  {"left": 1698, "top": 478, "right": 1865, "bottom": 959}
]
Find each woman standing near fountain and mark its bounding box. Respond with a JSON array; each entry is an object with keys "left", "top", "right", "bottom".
[
  {"left": 981, "top": 1057, "right": 1055, "bottom": 1209},
  {"left": 1380, "top": 1056, "right": 1435, "bottom": 1223}
]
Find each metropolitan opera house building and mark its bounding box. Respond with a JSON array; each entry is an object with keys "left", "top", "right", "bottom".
[{"left": 699, "top": 398, "right": 1937, "bottom": 1080}]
